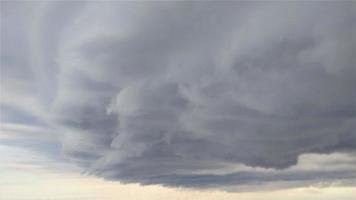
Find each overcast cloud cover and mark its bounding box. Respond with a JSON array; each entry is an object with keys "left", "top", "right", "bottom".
[{"left": 1, "top": 1, "right": 355, "bottom": 190}]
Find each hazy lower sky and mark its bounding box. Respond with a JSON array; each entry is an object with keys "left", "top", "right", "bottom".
[{"left": 0, "top": 1, "right": 355, "bottom": 199}]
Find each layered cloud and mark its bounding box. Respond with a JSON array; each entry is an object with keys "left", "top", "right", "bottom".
[{"left": 1, "top": 1, "right": 355, "bottom": 189}]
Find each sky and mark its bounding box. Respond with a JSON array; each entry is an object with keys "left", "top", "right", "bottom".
[{"left": 0, "top": 1, "right": 355, "bottom": 199}]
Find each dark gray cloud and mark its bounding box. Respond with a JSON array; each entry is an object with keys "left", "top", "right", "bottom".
[{"left": 1, "top": 1, "right": 355, "bottom": 190}]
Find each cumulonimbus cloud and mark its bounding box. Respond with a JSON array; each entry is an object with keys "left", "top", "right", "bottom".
[{"left": 1, "top": 1, "right": 355, "bottom": 190}]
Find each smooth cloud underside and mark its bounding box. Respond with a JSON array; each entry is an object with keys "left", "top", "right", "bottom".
[{"left": 1, "top": 1, "right": 355, "bottom": 189}]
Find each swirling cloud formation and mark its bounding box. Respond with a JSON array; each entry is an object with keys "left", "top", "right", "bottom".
[{"left": 1, "top": 1, "right": 355, "bottom": 189}]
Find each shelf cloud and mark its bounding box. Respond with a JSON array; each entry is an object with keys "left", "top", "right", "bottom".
[{"left": 1, "top": 1, "right": 355, "bottom": 190}]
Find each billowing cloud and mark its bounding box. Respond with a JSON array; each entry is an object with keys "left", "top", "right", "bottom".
[{"left": 1, "top": 1, "right": 355, "bottom": 190}]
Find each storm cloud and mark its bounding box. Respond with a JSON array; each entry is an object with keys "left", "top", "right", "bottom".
[{"left": 1, "top": 1, "right": 355, "bottom": 190}]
